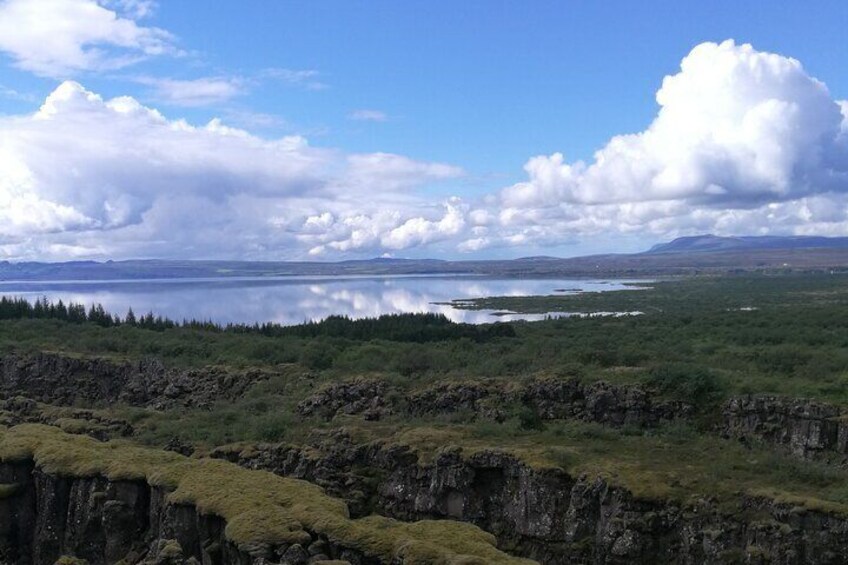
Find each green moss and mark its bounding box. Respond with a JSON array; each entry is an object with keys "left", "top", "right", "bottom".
[
  {"left": 745, "top": 545, "right": 770, "bottom": 558},
  {"left": 158, "top": 539, "right": 183, "bottom": 558},
  {"left": 54, "top": 557, "right": 88, "bottom": 565},
  {"left": 0, "top": 483, "right": 20, "bottom": 498},
  {"left": 0, "top": 424, "right": 532, "bottom": 564},
  {"left": 322, "top": 418, "right": 848, "bottom": 517},
  {"left": 749, "top": 488, "right": 848, "bottom": 515},
  {"left": 54, "top": 418, "right": 108, "bottom": 435}
]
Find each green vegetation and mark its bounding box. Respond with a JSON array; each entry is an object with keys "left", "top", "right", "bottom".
[
  {"left": 213, "top": 413, "right": 848, "bottom": 516},
  {"left": 54, "top": 557, "right": 88, "bottom": 565},
  {"left": 4, "top": 272, "right": 848, "bottom": 549},
  {"left": 0, "top": 424, "right": 530, "bottom": 564},
  {"left": 4, "top": 274, "right": 848, "bottom": 405},
  {"left": 270, "top": 313, "right": 516, "bottom": 342},
  {"left": 0, "top": 482, "right": 20, "bottom": 499},
  {"left": 461, "top": 418, "right": 848, "bottom": 513}
]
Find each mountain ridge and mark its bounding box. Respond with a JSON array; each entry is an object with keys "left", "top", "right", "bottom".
[
  {"left": 646, "top": 234, "right": 848, "bottom": 254},
  {"left": 3, "top": 235, "right": 848, "bottom": 279}
]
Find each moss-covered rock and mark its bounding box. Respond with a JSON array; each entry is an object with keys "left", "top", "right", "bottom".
[{"left": 0, "top": 424, "right": 532, "bottom": 564}]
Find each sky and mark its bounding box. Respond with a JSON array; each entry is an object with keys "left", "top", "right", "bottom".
[{"left": 0, "top": 0, "right": 846, "bottom": 261}]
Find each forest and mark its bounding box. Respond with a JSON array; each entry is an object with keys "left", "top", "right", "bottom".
[{"left": 2, "top": 273, "right": 848, "bottom": 405}]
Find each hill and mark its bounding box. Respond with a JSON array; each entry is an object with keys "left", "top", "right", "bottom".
[
  {"left": 646, "top": 234, "right": 848, "bottom": 254},
  {"left": 4, "top": 235, "right": 848, "bottom": 280}
]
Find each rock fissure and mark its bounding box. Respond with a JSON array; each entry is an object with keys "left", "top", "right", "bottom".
[
  {"left": 213, "top": 436, "right": 848, "bottom": 564},
  {"left": 0, "top": 426, "right": 530, "bottom": 565},
  {"left": 0, "top": 460, "right": 387, "bottom": 565}
]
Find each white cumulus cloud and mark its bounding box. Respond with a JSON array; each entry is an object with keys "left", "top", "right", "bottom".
[
  {"left": 0, "top": 0, "right": 177, "bottom": 77},
  {"left": 1, "top": 40, "right": 847, "bottom": 260},
  {"left": 491, "top": 40, "right": 848, "bottom": 251},
  {"left": 0, "top": 81, "right": 464, "bottom": 259}
]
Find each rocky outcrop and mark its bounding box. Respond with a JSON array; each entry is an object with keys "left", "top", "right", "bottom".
[
  {"left": 381, "top": 450, "right": 848, "bottom": 564},
  {"left": 0, "top": 397, "right": 134, "bottom": 441},
  {"left": 298, "top": 377, "right": 692, "bottom": 428},
  {"left": 211, "top": 431, "right": 398, "bottom": 518},
  {"left": 521, "top": 379, "right": 691, "bottom": 427},
  {"left": 0, "top": 460, "right": 385, "bottom": 565},
  {"left": 214, "top": 437, "right": 848, "bottom": 564},
  {"left": 0, "top": 422, "right": 528, "bottom": 565},
  {"left": 0, "top": 354, "right": 268, "bottom": 410},
  {"left": 722, "top": 395, "right": 848, "bottom": 460},
  {"left": 297, "top": 379, "right": 392, "bottom": 421},
  {"left": 405, "top": 382, "right": 503, "bottom": 420}
]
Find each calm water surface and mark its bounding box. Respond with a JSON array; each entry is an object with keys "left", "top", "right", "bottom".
[{"left": 0, "top": 276, "right": 646, "bottom": 325}]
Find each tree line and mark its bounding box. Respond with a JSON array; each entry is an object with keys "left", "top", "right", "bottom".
[{"left": 0, "top": 296, "right": 515, "bottom": 342}]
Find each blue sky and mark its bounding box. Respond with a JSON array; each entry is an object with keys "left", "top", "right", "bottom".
[{"left": 0, "top": 1, "right": 846, "bottom": 260}]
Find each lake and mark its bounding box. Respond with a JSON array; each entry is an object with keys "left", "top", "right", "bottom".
[{"left": 0, "top": 275, "right": 645, "bottom": 326}]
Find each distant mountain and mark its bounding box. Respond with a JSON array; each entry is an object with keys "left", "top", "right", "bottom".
[
  {"left": 646, "top": 235, "right": 848, "bottom": 254},
  {"left": 0, "top": 257, "right": 460, "bottom": 281},
  {"left": 507, "top": 256, "right": 561, "bottom": 262},
  {"left": 5, "top": 235, "right": 848, "bottom": 281}
]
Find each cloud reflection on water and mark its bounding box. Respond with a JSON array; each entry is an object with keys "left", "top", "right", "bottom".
[{"left": 0, "top": 276, "right": 645, "bottom": 326}]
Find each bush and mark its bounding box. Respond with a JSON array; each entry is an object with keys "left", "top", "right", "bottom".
[
  {"left": 514, "top": 405, "right": 545, "bottom": 431},
  {"left": 394, "top": 347, "right": 434, "bottom": 376},
  {"left": 647, "top": 364, "right": 726, "bottom": 407},
  {"left": 754, "top": 345, "right": 813, "bottom": 375},
  {"left": 253, "top": 412, "right": 291, "bottom": 442},
  {"left": 299, "top": 342, "right": 335, "bottom": 370}
]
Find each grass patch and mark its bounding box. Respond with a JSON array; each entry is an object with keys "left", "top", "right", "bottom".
[{"left": 334, "top": 418, "right": 848, "bottom": 515}]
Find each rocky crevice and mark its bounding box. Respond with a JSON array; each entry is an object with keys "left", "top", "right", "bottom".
[
  {"left": 5, "top": 352, "right": 848, "bottom": 467},
  {"left": 212, "top": 433, "right": 848, "bottom": 565},
  {"left": 4, "top": 354, "right": 848, "bottom": 563},
  {"left": 0, "top": 460, "right": 381, "bottom": 565}
]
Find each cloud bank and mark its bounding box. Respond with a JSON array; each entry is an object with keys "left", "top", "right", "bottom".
[
  {"left": 0, "top": 40, "right": 846, "bottom": 259},
  {"left": 0, "top": 81, "right": 464, "bottom": 259},
  {"left": 476, "top": 40, "right": 848, "bottom": 252}
]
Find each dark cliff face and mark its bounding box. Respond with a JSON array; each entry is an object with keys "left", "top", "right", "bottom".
[
  {"left": 0, "top": 354, "right": 268, "bottom": 410},
  {"left": 4, "top": 353, "right": 848, "bottom": 564},
  {"left": 0, "top": 461, "right": 383, "bottom": 565},
  {"left": 722, "top": 396, "right": 848, "bottom": 461},
  {"left": 212, "top": 435, "right": 848, "bottom": 565},
  {"left": 297, "top": 377, "right": 693, "bottom": 428},
  {"left": 378, "top": 451, "right": 848, "bottom": 565},
  {"left": 298, "top": 377, "right": 848, "bottom": 468}
]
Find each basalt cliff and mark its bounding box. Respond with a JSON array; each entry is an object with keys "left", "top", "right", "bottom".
[{"left": 1, "top": 353, "right": 847, "bottom": 564}]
